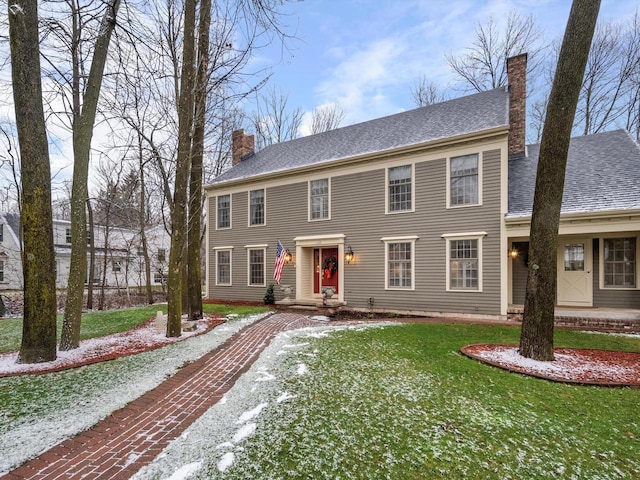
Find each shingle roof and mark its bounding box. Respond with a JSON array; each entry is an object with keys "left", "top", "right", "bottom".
[
  {"left": 210, "top": 87, "right": 510, "bottom": 185},
  {"left": 508, "top": 129, "right": 640, "bottom": 217}
]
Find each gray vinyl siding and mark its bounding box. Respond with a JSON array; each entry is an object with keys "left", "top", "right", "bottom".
[{"left": 208, "top": 148, "right": 504, "bottom": 314}]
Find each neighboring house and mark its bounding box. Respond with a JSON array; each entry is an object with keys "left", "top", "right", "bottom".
[
  {"left": 204, "top": 54, "right": 640, "bottom": 319},
  {"left": 0, "top": 215, "right": 172, "bottom": 291}
]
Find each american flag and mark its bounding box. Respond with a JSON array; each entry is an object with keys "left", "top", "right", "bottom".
[{"left": 273, "top": 240, "right": 287, "bottom": 285}]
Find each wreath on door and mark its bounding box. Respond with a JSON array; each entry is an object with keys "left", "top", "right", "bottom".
[{"left": 321, "top": 256, "right": 338, "bottom": 279}]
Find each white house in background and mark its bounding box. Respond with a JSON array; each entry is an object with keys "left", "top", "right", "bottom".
[{"left": 0, "top": 213, "right": 172, "bottom": 291}]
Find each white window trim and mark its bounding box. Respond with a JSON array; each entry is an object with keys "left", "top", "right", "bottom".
[
  {"left": 381, "top": 235, "right": 418, "bottom": 291},
  {"left": 446, "top": 153, "right": 483, "bottom": 209},
  {"left": 214, "top": 246, "right": 234, "bottom": 286},
  {"left": 216, "top": 194, "right": 232, "bottom": 230},
  {"left": 385, "top": 164, "right": 415, "bottom": 215},
  {"left": 598, "top": 236, "right": 639, "bottom": 290},
  {"left": 442, "top": 232, "right": 486, "bottom": 292},
  {"left": 308, "top": 177, "right": 331, "bottom": 222},
  {"left": 248, "top": 189, "right": 266, "bottom": 227},
  {"left": 246, "top": 245, "right": 267, "bottom": 287}
]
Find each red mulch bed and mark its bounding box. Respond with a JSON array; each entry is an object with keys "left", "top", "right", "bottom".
[
  {"left": 461, "top": 343, "right": 640, "bottom": 387},
  {"left": 0, "top": 314, "right": 225, "bottom": 378}
]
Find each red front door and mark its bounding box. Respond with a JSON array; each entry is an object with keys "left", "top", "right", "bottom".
[{"left": 313, "top": 247, "right": 339, "bottom": 295}]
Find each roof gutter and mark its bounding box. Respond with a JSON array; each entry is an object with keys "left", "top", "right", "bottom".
[{"left": 505, "top": 208, "right": 640, "bottom": 225}]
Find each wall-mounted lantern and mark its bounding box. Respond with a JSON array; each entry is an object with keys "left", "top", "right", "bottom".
[{"left": 345, "top": 245, "right": 354, "bottom": 264}]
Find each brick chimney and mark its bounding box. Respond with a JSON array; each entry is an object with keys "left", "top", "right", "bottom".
[
  {"left": 507, "top": 53, "right": 527, "bottom": 156},
  {"left": 232, "top": 129, "right": 255, "bottom": 166}
]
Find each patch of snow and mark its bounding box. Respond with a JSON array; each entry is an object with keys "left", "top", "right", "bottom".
[
  {"left": 255, "top": 367, "right": 276, "bottom": 382},
  {"left": 310, "top": 315, "right": 331, "bottom": 321},
  {"left": 165, "top": 461, "right": 202, "bottom": 480},
  {"left": 217, "top": 452, "right": 234, "bottom": 472},
  {"left": 232, "top": 422, "right": 257, "bottom": 443},
  {"left": 297, "top": 363, "right": 308, "bottom": 375},
  {"left": 236, "top": 403, "right": 267, "bottom": 424},
  {"left": 276, "top": 392, "right": 297, "bottom": 403}
]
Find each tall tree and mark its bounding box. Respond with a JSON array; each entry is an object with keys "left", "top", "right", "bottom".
[
  {"left": 60, "top": 0, "right": 121, "bottom": 350},
  {"left": 9, "top": 0, "right": 57, "bottom": 363},
  {"left": 166, "top": 0, "right": 197, "bottom": 337},
  {"left": 446, "top": 12, "right": 542, "bottom": 92},
  {"left": 187, "top": 0, "right": 212, "bottom": 321},
  {"left": 252, "top": 86, "right": 303, "bottom": 149},
  {"left": 410, "top": 75, "right": 447, "bottom": 107},
  {"left": 309, "top": 103, "right": 346, "bottom": 134},
  {"left": 519, "top": 0, "right": 600, "bottom": 361}
]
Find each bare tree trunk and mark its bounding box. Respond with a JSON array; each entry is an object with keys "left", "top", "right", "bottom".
[
  {"left": 520, "top": 0, "right": 600, "bottom": 361},
  {"left": 167, "top": 0, "right": 197, "bottom": 337},
  {"left": 9, "top": 0, "right": 57, "bottom": 363},
  {"left": 61, "top": 0, "right": 121, "bottom": 350},
  {"left": 86, "top": 198, "right": 95, "bottom": 310},
  {"left": 137, "top": 135, "right": 154, "bottom": 305},
  {"left": 187, "top": 0, "right": 211, "bottom": 321}
]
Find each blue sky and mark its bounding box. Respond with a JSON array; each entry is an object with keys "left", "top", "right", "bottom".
[{"left": 249, "top": 0, "right": 638, "bottom": 133}]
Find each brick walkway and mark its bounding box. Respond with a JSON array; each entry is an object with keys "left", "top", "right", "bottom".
[{"left": 1, "top": 313, "right": 317, "bottom": 480}]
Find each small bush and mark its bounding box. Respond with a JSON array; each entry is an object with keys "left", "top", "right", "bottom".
[{"left": 263, "top": 284, "right": 275, "bottom": 305}]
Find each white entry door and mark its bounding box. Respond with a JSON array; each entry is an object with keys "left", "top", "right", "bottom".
[{"left": 557, "top": 238, "right": 593, "bottom": 306}]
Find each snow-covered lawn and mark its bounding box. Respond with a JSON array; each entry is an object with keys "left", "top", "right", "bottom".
[
  {"left": 0, "top": 313, "right": 269, "bottom": 475},
  {"left": 135, "top": 323, "right": 640, "bottom": 480},
  {"left": 3, "top": 320, "right": 640, "bottom": 479}
]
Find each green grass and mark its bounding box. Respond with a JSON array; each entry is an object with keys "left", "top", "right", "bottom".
[
  {"left": 217, "top": 323, "right": 640, "bottom": 480},
  {"left": 0, "top": 304, "right": 271, "bottom": 354}
]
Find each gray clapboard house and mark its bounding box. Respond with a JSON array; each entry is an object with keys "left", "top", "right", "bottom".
[{"left": 205, "top": 54, "right": 640, "bottom": 319}]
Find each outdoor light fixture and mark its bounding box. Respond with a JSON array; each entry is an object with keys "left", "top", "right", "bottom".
[
  {"left": 345, "top": 245, "right": 354, "bottom": 264},
  {"left": 285, "top": 249, "right": 293, "bottom": 263},
  {"left": 508, "top": 247, "right": 519, "bottom": 259}
]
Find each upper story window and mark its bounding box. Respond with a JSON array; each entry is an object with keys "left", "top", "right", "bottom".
[
  {"left": 0, "top": 260, "right": 4, "bottom": 282},
  {"left": 217, "top": 194, "right": 231, "bottom": 229},
  {"left": 382, "top": 236, "right": 417, "bottom": 290},
  {"left": 309, "top": 178, "right": 330, "bottom": 221},
  {"left": 112, "top": 261, "right": 122, "bottom": 273},
  {"left": 387, "top": 165, "right": 413, "bottom": 213},
  {"left": 249, "top": 189, "right": 265, "bottom": 226},
  {"left": 449, "top": 154, "right": 479, "bottom": 207},
  {"left": 0, "top": 224, "right": 4, "bottom": 242},
  {"left": 602, "top": 237, "right": 636, "bottom": 288},
  {"left": 66, "top": 228, "right": 72, "bottom": 244},
  {"left": 157, "top": 248, "right": 166, "bottom": 263}
]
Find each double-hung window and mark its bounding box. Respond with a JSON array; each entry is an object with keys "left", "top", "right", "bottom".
[
  {"left": 602, "top": 237, "right": 636, "bottom": 288},
  {"left": 247, "top": 247, "right": 266, "bottom": 286},
  {"left": 309, "top": 178, "right": 330, "bottom": 220},
  {"left": 387, "top": 165, "right": 413, "bottom": 213},
  {"left": 216, "top": 249, "right": 232, "bottom": 286},
  {"left": 249, "top": 189, "right": 265, "bottom": 226},
  {"left": 382, "top": 236, "right": 417, "bottom": 289},
  {"left": 444, "top": 232, "right": 485, "bottom": 291},
  {"left": 217, "top": 194, "right": 231, "bottom": 229},
  {"left": 449, "top": 154, "right": 479, "bottom": 206}
]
